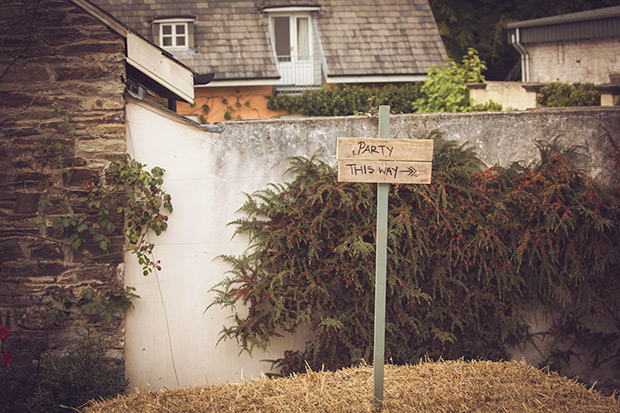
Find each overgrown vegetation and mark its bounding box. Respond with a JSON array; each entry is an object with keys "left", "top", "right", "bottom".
[
  {"left": 537, "top": 82, "right": 601, "bottom": 107},
  {"left": 35, "top": 104, "right": 173, "bottom": 324},
  {"left": 0, "top": 334, "right": 127, "bottom": 412},
  {"left": 412, "top": 48, "right": 501, "bottom": 113},
  {"left": 428, "top": 0, "right": 617, "bottom": 80},
  {"left": 210, "top": 134, "right": 620, "bottom": 382},
  {"left": 268, "top": 49, "right": 502, "bottom": 116},
  {"left": 268, "top": 83, "right": 423, "bottom": 116}
]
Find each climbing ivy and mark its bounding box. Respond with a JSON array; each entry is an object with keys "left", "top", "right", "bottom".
[{"left": 36, "top": 104, "right": 173, "bottom": 322}]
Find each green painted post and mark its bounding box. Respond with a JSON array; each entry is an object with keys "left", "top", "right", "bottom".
[{"left": 373, "top": 105, "right": 390, "bottom": 407}]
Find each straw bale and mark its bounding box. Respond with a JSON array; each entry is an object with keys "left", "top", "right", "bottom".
[{"left": 84, "top": 360, "right": 620, "bottom": 412}]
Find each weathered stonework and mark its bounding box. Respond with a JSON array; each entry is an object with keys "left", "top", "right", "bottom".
[{"left": 0, "top": 0, "right": 127, "bottom": 363}]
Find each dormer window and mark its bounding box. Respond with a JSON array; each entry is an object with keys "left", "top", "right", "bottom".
[
  {"left": 264, "top": 6, "right": 323, "bottom": 89},
  {"left": 153, "top": 17, "right": 195, "bottom": 51}
]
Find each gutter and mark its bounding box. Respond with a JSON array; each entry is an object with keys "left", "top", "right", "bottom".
[{"left": 509, "top": 28, "right": 530, "bottom": 83}]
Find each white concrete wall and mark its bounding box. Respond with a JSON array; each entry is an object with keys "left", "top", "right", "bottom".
[
  {"left": 124, "top": 98, "right": 620, "bottom": 391},
  {"left": 124, "top": 98, "right": 317, "bottom": 390},
  {"left": 468, "top": 82, "right": 538, "bottom": 111}
]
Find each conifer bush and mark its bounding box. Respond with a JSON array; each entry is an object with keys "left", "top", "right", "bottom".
[{"left": 210, "top": 134, "right": 620, "bottom": 377}]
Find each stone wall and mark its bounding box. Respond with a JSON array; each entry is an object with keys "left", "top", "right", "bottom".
[{"left": 0, "top": 0, "right": 127, "bottom": 363}]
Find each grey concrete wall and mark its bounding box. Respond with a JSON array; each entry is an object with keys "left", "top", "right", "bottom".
[{"left": 222, "top": 107, "right": 620, "bottom": 185}]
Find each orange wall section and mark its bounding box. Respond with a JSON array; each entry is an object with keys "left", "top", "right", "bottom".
[{"left": 177, "top": 85, "right": 288, "bottom": 123}]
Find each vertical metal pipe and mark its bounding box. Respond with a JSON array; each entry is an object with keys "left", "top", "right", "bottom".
[{"left": 373, "top": 105, "right": 390, "bottom": 407}]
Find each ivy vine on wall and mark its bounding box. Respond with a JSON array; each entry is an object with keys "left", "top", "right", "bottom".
[{"left": 37, "top": 104, "right": 173, "bottom": 323}]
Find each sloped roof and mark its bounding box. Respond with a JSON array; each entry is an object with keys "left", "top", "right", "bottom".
[
  {"left": 70, "top": 0, "right": 196, "bottom": 102},
  {"left": 505, "top": 6, "right": 620, "bottom": 29},
  {"left": 317, "top": 0, "right": 446, "bottom": 78},
  {"left": 505, "top": 6, "right": 620, "bottom": 45},
  {"left": 91, "top": 0, "right": 447, "bottom": 82}
]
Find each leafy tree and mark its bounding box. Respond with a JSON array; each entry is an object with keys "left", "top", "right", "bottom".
[
  {"left": 428, "top": 0, "right": 619, "bottom": 80},
  {"left": 413, "top": 48, "right": 488, "bottom": 112}
]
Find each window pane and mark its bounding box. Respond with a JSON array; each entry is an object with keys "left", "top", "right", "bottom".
[
  {"left": 273, "top": 16, "right": 290, "bottom": 57},
  {"left": 297, "top": 17, "right": 309, "bottom": 60},
  {"left": 176, "top": 36, "right": 186, "bottom": 46},
  {"left": 176, "top": 25, "right": 185, "bottom": 35},
  {"left": 163, "top": 37, "right": 172, "bottom": 46},
  {"left": 162, "top": 25, "right": 172, "bottom": 35}
]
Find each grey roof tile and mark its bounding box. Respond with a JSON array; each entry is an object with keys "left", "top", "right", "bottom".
[{"left": 91, "top": 0, "right": 446, "bottom": 80}]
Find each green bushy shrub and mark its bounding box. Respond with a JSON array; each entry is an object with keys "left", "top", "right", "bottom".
[
  {"left": 0, "top": 335, "right": 127, "bottom": 412},
  {"left": 413, "top": 48, "right": 492, "bottom": 113},
  {"left": 268, "top": 49, "right": 503, "bottom": 116},
  {"left": 537, "top": 82, "right": 600, "bottom": 107},
  {"left": 210, "top": 135, "right": 620, "bottom": 379},
  {"left": 268, "top": 83, "right": 423, "bottom": 116}
]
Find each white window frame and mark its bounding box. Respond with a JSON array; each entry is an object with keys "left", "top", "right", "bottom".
[
  {"left": 154, "top": 18, "right": 193, "bottom": 50},
  {"left": 268, "top": 12, "right": 313, "bottom": 61}
]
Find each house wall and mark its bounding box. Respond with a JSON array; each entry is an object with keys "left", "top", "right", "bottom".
[
  {"left": 528, "top": 37, "right": 620, "bottom": 84},
  {"left": 468, "top": 82, "right": 538, "bottom": 111},
  {"left": 0, "top": 0, "right": 127, "bottom": 362},
  {"left": 125, "top": 99, "right": 620, "bottom": 391},
  {"left": 177, "top": 85, "right": 288, "bottom": 123}
]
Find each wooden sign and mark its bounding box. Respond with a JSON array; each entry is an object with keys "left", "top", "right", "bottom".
[{"left": 337, "top": 138, "right": 433, "bottom": 184}]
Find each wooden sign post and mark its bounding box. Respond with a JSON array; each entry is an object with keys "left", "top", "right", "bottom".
[{"left": 337, "top": 106, "right": 433, "bottom": 407}]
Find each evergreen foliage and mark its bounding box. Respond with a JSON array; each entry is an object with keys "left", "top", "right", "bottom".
[
  {"left": 537, "top": 82, "right": 601, "bottom": 107},
  {"left": 268, "top": 50, "right": 502, "bottom": 116},
  {"left": 210, "top": 135, "right": 620, "bottom": 378},
  {"left": 267, "top": 83, "right": 423, "bottom": 116}
]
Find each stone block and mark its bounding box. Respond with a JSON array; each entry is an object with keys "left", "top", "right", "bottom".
[
  {"left": 29, "top": 240, "right": 64, "bottom": 261},
  {"left": 0, "top": 239, "right": 24, "bottom": 263},
  {"left": 3, "top": 127, "right": 41, "bottom": 138},
  {"left": 58, "top": 42, "right": 124, "bottom": 55},
  {"left": 0, "top": 261, "right": 65, "bottom": 277},
  {"left": 39, "top": 27, "right": 84, "bottom": 46},
  {"left": 76, "top": 139, "right": 126, "bottom": 160},
  {"left": 73, "top": 236, "right": 125, "bottom": 264},
  {"left": 63, "top": 168, "right": 100, "bottom": 187},
  {"left": 14, "top": 192, "right": 41, "bottom": 214},
  {"left": 96, "top": 123, "right": 126, "bottom": 133},
  {"left": 55, "top": 66, "right": 113, "bottom": 81},
  {"left": 0, "top": 91, "right": 32, "bottom": 107}
]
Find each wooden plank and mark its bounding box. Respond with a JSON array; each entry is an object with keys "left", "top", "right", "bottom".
[
  {"left": 337, "top": 138, "right": 433, "bottom": 161},
  {"left": 338, "top": 160, "right": 432, "bottom": 184},
  {"left": 127, "top": 32, "right": 195, "bottom": 104}
]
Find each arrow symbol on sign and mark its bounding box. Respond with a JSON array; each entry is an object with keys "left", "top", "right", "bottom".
[{"left": 403, "top": 166, "right": 418, "bottom": 176}]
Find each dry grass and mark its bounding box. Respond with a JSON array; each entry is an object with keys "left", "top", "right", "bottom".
[{"left": 84, "top": 360, "right": 620, "bottom": 412}]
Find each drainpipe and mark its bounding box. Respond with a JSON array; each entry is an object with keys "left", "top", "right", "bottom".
[
  {"left": 511, "top": 28, "right": 530, "bottom": 83},
  {"left": 198, "top": 122, "right": 224, "bottom": 133}
]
